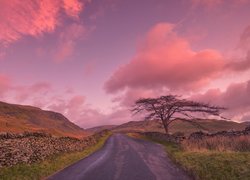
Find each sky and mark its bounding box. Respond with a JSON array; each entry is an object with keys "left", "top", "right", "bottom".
[{"left": 1, "top": 0, "right": 250, "bottom": 128}]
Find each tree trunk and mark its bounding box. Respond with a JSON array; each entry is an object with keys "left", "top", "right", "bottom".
[{"left": 161, "top": 119, "right": 169, "bottom": 135}]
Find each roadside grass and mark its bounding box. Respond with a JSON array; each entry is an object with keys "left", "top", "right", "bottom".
[
  {"left": 0, "top": 132, "right": 112, "bottom": 180},
  {"left": 182, "top": 135, "right": 250, "bottom": 152},
  {"left": 128, "top": 132, "right": 250, "bottom": 180}
]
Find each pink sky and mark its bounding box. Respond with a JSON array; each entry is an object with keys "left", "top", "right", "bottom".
[{"left": 1, "top": 0, "right": 250, "bottom": 128}]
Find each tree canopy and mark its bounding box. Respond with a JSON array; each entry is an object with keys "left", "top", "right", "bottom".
[{"left": 132, "top": 95, "right": 226, "bottom": 134}]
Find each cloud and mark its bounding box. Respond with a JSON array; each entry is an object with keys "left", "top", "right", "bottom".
[
  {"left": 0, "top": 0, "right": 86, "bottom": 46},
  {"left": 225, "top": 52, "right": 250, "bottom": 72},
  {"left": 104, "top": 22, "right": 250, "bottom": 123},
  {"left": 14, "top": 82, "right": 52, "bottom": 103},
  {"left": 0, "top": 74, "right": 11, "bottom": 97},
  {"left": 239, "top": 25, "right": 250, "bottom": 51},
  {"left": 72, "top": 107, "right": 132, "bottom": 128},
  {"left": 55, "top": 23, "right": 86, "bottom": 62},
  {"left": 191, "top": 0, "right": 249, "bottom": 8},
  {"left": 0, "top": 76, "right": 53, "bottom": 107},
  {"left": 47, "top": 95, "right": 131, "bottom": 128},
  {"left": 0, "top": 76, "right": 131, "bottom": 128},
  {"left": 104, "top": 23, "right": 225, "bottom": 94},
  {"left": 48, "top": 95, "right": 100, "bottom": 127},
  {"left": 112, "top": 88, "right": 168, "bottom": 107},
  {"left": 241, "top": 114, "right": 250, "bottom": 121},
  {"left": 191, "top": 80, "right": 250, "bottom": 121},
  {"left": 63, "top": 0, "right": 83, "bottom": 17},
  {"left": 105, "top": 23, "right": 250, "bottom": 95}
]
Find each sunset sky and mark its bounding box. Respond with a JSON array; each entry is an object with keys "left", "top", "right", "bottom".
[{"left": 1, "top": 0, "right": 250, "bottom": 128}]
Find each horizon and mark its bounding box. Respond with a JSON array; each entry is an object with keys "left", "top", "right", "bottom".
[
  {"left": 0, "top": 99, "right": 249, "bottom": 130},
  {"left": 1, "top": 0, "right": 250, "bottom": 128}
]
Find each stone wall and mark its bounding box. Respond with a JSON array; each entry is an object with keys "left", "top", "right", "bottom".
[
  {"left": 189, "top": 126, "right": 250, "bottom": 140},
  {"left": 0, "top": 130, "right": 109, "bottom": 168},
  {"left": 137, "top": 125, "right": 250, "bottom": 144}
]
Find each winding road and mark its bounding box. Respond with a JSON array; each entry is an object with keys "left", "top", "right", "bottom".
[{"left": 47, "top": 134, "right": 191, "bottom": 180}]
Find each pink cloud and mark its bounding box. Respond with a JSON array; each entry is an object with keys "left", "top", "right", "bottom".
[
  {"left": 105, "top": 23, "right": 250, "bottom": 95},
  {"left": 192, "top": 80, "right": 250, "bottom": 121},
  {"left": 0, "top": 76, "right": 131, "bottom": 127},
  {"left": 13, "top": 82, "right": 52, "bottom": 103},
  {"left": 55, "top": 23, "right": 86, "bottom": 62},
  {"left": 0, "top": 0, "right": 86, "bottom": 46},
  {"left": 48, "top": 95, "right": 86, "bottom": 120},
  {"left": 104, "top": 23, "right": 225, "bottom": 93},
  {"left": 63, "top": 0, "right": 83, "bottom": 18},
  {"left": 0, "top": 77, "right": 57, "bottom": 113},
  {"left": 225, "top": 52, "right": 250, "bottom": 71},
  {"left": 47, "top": 95, "right": 102, "bottom": 128},
  {"left": 47, "top": 94, "right": 133, "bottom": 128},
  {"left": 241, "top": 115, "right": 250, "bottom": 121},
  {"left": 72, "top": 107, "right": 132, "bottom": 128},
  {"left": 239, "top": 25, "right": 250, "bottom": 51},
  {"left": 113, "top": 88, "right": 168, "bottom": 107}
]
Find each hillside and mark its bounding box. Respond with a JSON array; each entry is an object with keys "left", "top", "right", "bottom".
[
  {"left": 86, "top": 125, "right": 116, "bottom": 133},
  {"left": 0, "top": 101, "right": 86, "bottom": 137},
  {"left": 112, "top": 119, "right": 247, "bottom": 135}
]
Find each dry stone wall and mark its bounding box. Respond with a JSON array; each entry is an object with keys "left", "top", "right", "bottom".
[{"left": 0, "top": 130, "right": 109, "bottom": 168}]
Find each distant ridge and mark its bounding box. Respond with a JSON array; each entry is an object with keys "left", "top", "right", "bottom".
[
  {"left": 108, "top": 119, "right": 247, "bottom": 135},
  {"left": 0, "top": 101, "right": 86, "bottom": 137},
  {"left": 86, "top": 125, "right": 116, "bottom": 133}
]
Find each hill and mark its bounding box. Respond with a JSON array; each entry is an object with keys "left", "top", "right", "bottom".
[
  {"left": 112, "top": 119, "right": 247, "bottom": 135},
  {"left": 0, "top": 101, "right": 86, "bottom": 137},
  {"left": 86, "top": 125, "right": 116, "bottom": 133}
]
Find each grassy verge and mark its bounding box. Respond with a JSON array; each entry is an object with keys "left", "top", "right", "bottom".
[
  {"left": 0, "top": 132, "right": 112, "bottom": 180},
  {"left": 128, "top": 132, "right": 250, "bottom": 180}
]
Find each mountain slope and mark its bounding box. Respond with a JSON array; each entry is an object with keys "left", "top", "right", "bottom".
[{"left": 0, "top": 101, "right": 86, "bottom": 137}]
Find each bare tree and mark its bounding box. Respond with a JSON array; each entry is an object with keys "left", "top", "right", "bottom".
[{"left": 132, "top": 95, "right": 226, "bottom": 134}]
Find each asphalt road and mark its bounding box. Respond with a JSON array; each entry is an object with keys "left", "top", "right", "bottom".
[{"left": 47, "top": 134, "right": 191, "bottom": 180}]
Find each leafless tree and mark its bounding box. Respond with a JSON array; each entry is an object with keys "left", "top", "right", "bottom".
[{"left": 132, "top": 95, "right": 226, "bottom": 134}]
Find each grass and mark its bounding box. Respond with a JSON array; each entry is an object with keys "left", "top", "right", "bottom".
[
  {"left": 0, "top": 132, "right": 112, "bottom": 180},
  {"left": 128, "top": 132, "right": 250, "bottom": 180},
  {"left": 174, "top": 151, "right": 250, "bottom": 180},
  {"left": 182, "top": 135, "right": 250, "bottom": 152}
]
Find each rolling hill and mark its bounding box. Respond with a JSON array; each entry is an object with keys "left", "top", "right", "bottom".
[
  {"left": 86, "top": 125, "right": 116, "bottom": 133},
  {"left": 111, "top": 119, "right": 248, "bottom": 135},
  {"left": 0, "top": 101, "right": 86, "bottom": 137}
]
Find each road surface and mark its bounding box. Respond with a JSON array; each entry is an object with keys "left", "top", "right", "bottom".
[{"left": 47, "top": 134, "right": 191, "bottom": 180}]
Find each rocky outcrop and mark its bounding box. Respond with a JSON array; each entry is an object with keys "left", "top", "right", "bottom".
[{"left": 0, "top": 130, "right": 109, "bottom": 168}]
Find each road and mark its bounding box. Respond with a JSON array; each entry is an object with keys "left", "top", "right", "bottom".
[{"left": 47, "top": 134, "right": 191, "bottom": 180}]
